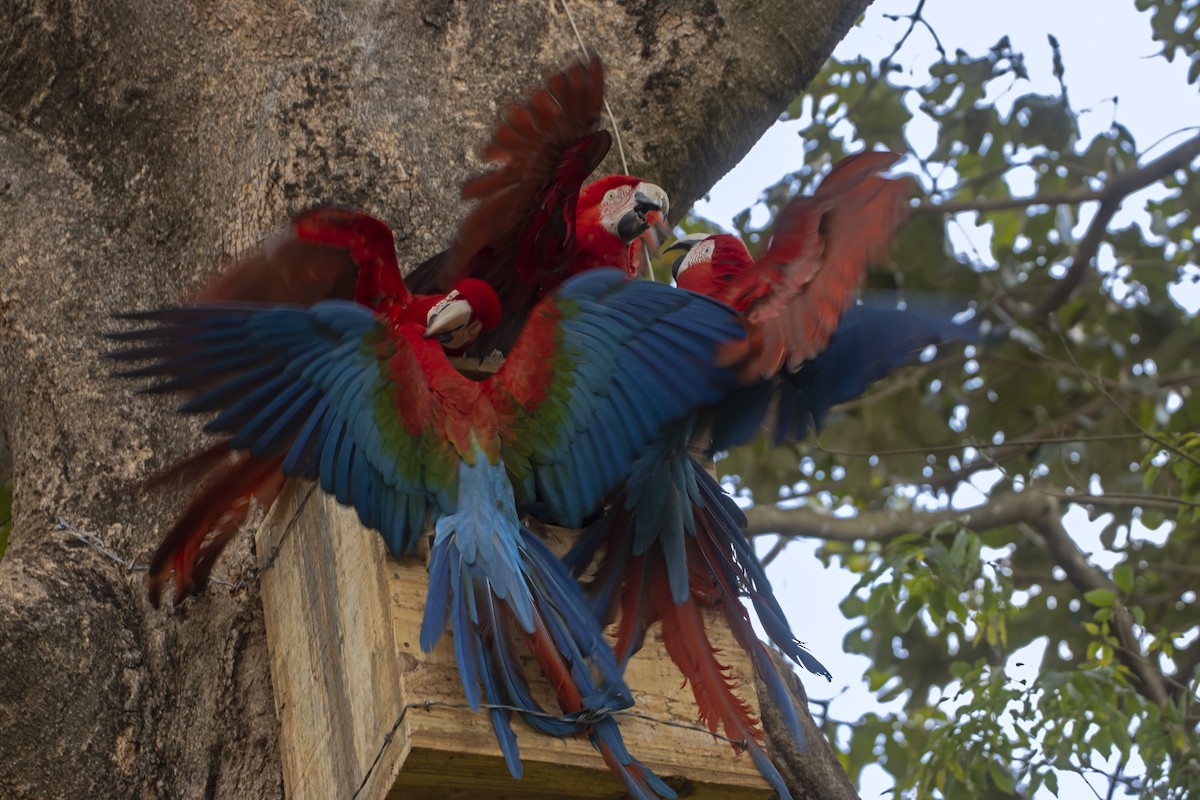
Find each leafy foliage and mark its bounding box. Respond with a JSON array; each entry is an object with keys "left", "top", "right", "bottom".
[
  {"left": 1137, "top": 0, "right": 1200, "bottom": 84},
  {"left": 684, "top": 0, "right": 1200, "bottom": 796}
]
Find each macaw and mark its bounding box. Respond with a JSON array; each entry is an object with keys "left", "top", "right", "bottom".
[
  {"left": 111, "top": 269, "right": 759, "bottom": 797},
  {"left": 561, "top": 152, "right": 918, "bottom": 797},
  {"left": 405, "top": 56, "right": 670, "bottom": 354},
  {"left": 565, "top": 295, "right": 978, "bottom": 797},
  {"left": 197, "top": 206, "right": 500, "bottom": 345},
  {"left": 666, "top": 153, "right": 980, "bottom": 449},
  {"left": 136, "top": 207, "right": 503, "bottom": 606},
  {"left": 672, "top": 150, "right": 911, "bottom": 379}
]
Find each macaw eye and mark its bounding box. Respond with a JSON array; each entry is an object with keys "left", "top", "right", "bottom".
[{"left": 605, "top": 189, "right": 618, "bottom": 202}]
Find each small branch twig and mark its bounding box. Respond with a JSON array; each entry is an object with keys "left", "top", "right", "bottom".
[
  {"left": 1033, "top": 500, "right": 1169, "bottom": 706},
  {"left": 915, "top": 186, "right": 1108, "bottom": 216}
]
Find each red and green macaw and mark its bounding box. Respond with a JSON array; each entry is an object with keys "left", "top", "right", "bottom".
[
  {"left": 406, "top": 56, "right": 670, "bottom": 354},
  {"left": 196, "top": 206, "right": 501, "bottom": 344},
  {"left": 666, "top": 151, "right": 980, "bottom": 451},
  {"left": 136, "top": 207, "right": 502, "bottom": 605},
  {"left": 564, "top": 152, "right": 922, "bottom": 798},
  {"left": 671, "top": 150, "right": 911, "bottom": 378},
  {"left": 112, "top": 268, "right": 760, "bottom": 798}
]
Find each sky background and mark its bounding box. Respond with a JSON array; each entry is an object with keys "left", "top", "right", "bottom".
[{"left": 690, "top": 1, "right": 1200, "bottom": 796}]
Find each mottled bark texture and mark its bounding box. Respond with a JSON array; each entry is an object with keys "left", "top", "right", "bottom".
[{"left": 0, "top": 1, "right": 870, "bottom": 797}]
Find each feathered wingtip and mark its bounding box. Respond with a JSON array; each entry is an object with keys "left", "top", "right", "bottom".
[
  {"left": 771, "top": 295, "right": 981, "bottom": 444},
  {"left": 145, "top": 450, "right": 285, "bottom": 607},
  {"left": 573, "top": 450, "right": 814, "bottom": 799}
]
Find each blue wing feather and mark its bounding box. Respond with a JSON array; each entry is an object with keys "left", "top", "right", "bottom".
[{"left": 110, "top": 301, "right": 448, "bottom": 563}]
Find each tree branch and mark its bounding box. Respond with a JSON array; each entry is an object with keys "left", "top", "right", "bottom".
[
  {"left": 1035, "top": 133, "right": 1200, "bottom": 319},
  {"left": 758, "top": 649, "right": 861, "bottom": 800},
  {"left": 914, "top": 132, "right": 1200, "bottom": 317},
  {"left": 743, "top": 490, "right": 1053, "bottom": 542},
  {"left": 748, "top": 490, "right": 1175, "bottom": 709},
  {"left": 1031, "top": 499, "right": 1169, "bottom": 706},
  {"left": 916, "top": 186, "right": 1108, "bottom": 216},
  {"left": 1168, "top": 639, "right": 1200, "bottom": 703}
]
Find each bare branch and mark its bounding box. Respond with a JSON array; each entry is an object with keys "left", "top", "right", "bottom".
[
  {"left": 743, "top": 490, "right": 1054, "bottom": 541},
  {"left": 1039, "top": 490, "right": 1200, "bottom": 513},
  {"left": 916, "top": 186, "right": 1108, "bottom": 216},
  {"left": 1168, "top": 639, "right": 1200, "bottom": 703}
]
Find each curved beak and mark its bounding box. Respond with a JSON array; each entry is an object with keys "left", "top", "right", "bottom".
[
  {"left": 617, "top": 182, "right": 670, "bottom": 243},
  {"left": 664, "top": 233, "right": 713, "bottom": 281},
  {"left": 664, "top": 233, "right": 708, "bottom": 254},
  {"left": 424, "top": 297, "right": 473, "bottom": 341}
]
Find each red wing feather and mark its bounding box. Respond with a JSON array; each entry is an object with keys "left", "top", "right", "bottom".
[
  {"left": 746, "top": 151, "right": 910, "bottom": 375},
  {"left": 196, "top": 207, "right": 409, "bottom": 309},
  {"left": 146, "top": 452, "right": 285, "bottom": 607},
  {"left": 449, "top": 57, "right": 611, "bottom": 311}
]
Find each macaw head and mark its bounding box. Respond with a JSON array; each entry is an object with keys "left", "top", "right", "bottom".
[
  {"left": 424, "top": 278, "right": 502, "bottom": 352},
  {"left": 579, "top": 174, "right": 671, "bottom": 245},
  {"left": 665, "top": 233, "right": 752, "bottom": 293}
]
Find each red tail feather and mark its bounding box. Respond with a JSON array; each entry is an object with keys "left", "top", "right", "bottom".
[
  {"left": 523, "top": 616, "right": 585, "bottom": 712},
  {"left": 140, "top": 438, "right": 235, "bottom": 492},
  {"left": 146, "top": 451, "right": 284, "bottom": 607},
  {"left": 650, "top": 549, "right": 764, "bottom": 752}
]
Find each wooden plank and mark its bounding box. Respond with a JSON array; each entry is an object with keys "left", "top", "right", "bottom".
[
  {"left": 257, "top": 483, "right": 407, "bottom": 800},
  {"left": 257, "top": 480, "right": 772, "bottom": 799}
]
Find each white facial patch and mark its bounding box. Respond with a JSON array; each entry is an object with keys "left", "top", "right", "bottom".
[
  {"left": 599, "top": 184, "right": 636, "bottom": 236},
  {"left": 675, "top": 238, "right": 715, "bottom": 280},
  {"left": 444, "top": 319, "right": 483, "bottom": 350}
]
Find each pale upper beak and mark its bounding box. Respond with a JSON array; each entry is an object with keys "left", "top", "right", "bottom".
[
  {"left": 617, "top": 182, "right": 670, "bottom": 243},
  {"left": 424, "top": 298, "right": 473, "bottom": 341},
  {"left": 664, "top": 233, "right": 709, "bottom": 280},
  {"left": 663, "top": 233, "right": 709, "bottom": 254}
]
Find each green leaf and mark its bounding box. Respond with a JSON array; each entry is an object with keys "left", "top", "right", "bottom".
[
  {"left": 1113, "top": 565, "right": 1133, "bottom": 593},
  {"left": 989, "top": 759, "right": 1016, "bottom": 793},
  {"left": 1084, "top": 589, "right": 1116, "bottom": 607}
]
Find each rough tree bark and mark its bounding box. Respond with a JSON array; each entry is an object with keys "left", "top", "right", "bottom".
[{"left": 0, "top": 2, "right": 871, "bottom": 797}]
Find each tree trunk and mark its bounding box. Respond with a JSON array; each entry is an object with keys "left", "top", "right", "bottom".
[{"left": 0, "top": 1, "right": 870, "bottom": 797}]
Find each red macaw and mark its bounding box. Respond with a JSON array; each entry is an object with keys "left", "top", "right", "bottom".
[
  {"left": 405, "top": 56, "right": 669, "bottom": 354},
  {"left": 566, "top": 294, "right": 978, "bottom": 798},
  {"left": 565, "top": 423, "right": 826, "bottom": 799},
  {"left": 111, "top": 269, "right": 758, "bottom": 798},
  {"left": 671, "top": 150, "right": 911, "bottom": 378},
  {"left": 197, "top": 206, "right": 500, "bottom": 341},
  {"left": 137, "top": 207, "right": 502, "bottom": 604},
  {"left": 563, "top": 152, "right": 916, "bottom": 798}
]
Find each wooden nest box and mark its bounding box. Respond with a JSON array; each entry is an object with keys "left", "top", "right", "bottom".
[{"left": 256, "top": 480, "right": 773, "bottom": 799}]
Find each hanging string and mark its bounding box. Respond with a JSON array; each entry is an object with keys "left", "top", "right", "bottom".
[
  {"left": 559, "top": 0, "right": 629, "bottom": 176},
  {"left": 557, "top": 0, "right": 660, "bottom": 281}
]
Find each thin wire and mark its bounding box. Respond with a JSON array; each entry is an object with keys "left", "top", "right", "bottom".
[{"left": 55, "top": 481, "right": 318, "bottom": 595}]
